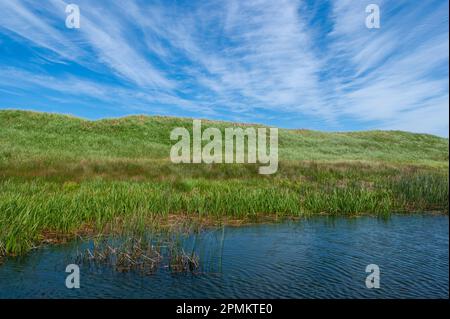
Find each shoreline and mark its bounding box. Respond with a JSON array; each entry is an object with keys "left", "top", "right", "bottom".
[{"left": 1, "top": 210, "right": 448, "bottom": 260}]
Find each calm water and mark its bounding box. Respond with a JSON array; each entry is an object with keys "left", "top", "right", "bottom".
[{"left": 0, "top": 215, "right": 448, "bottom": 298}]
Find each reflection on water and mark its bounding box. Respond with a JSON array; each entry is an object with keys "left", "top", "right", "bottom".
[{"left": 0, "top": 215, "right": 448, "bottom": 298}]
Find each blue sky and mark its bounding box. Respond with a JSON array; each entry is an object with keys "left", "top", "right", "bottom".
[{"left": 0, "top": 0, "right": 448, "bottom": 136}]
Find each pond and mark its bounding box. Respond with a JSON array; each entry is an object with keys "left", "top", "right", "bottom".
[{"left": 0, "top": 215, "right": 448, "bottom": 298}]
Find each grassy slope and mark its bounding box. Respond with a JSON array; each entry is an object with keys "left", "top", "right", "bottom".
[
  {"left": 1, "top": 110, "right": 447, "bottom": 164},
  {"left": 0, "top": 110, "right": 448, "bottom": 255}
]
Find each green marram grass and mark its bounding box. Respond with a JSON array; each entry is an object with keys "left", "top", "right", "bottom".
[{"left": 0, "top": 110, "right": 448, "bottom": 256}]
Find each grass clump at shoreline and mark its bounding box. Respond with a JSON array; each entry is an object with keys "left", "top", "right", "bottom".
[
  {"left": 0, "top": 110, "right": 448, "bottom": 257},
  {"left": 75, "top": 237, "right": 200, "bottom": 275}
]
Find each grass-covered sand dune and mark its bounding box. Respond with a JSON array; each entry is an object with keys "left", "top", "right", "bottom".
[{"left": 0, "top": 110, "right": 448, "bottom": 256}]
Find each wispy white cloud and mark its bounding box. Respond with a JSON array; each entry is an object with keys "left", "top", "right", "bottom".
[
  {"left": 0, "top": 67, "right": 214, "bottom": 116},
  {"left": 0, "top": 0, "right": 84, "bottom": 60},
  {"left": 0, "top": 0, "right": 448, "bottom": 136},
  {"left": 324, "top": 0, "right": 449, "bottom": 135},
  {"left": 0, "top": 0, "right": 174, "bottom": 88}
]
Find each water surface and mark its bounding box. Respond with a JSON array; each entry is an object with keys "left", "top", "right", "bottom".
[{"left": 0, "top": 215, "right": 448, "bottom": 298}]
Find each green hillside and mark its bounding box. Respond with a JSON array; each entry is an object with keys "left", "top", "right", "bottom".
[
  {"left": 0, "top": 110, "right": 447, "bottom": 165},
  {"left": 0, "top": 110, "right": 448, "bottom": 256}
]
